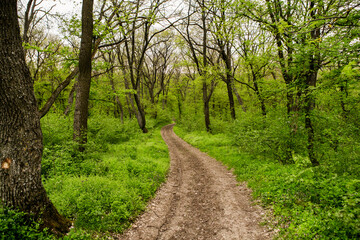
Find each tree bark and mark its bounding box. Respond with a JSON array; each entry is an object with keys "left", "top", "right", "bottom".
[
  {"left": 202, "top": 0, "right": 211, "bottom": 132},
  {"left": 73, "top": 0, "right": 94, "bottom": 148},
  {"left": 0, "top": 0, "right": 70, "bottom": 234},
  {"left": 225, "top": 74, "right": 236, "bottom": 119},
  {"left": 304, "top": 70, "right": 319, "bottom": 166},
  {"left": 133, "top": 92, "right": 148, "bottom": 133},
  {"left": 250, "top": 69, "right": 266, "bottom": 116},
  {"left": 304, "top": 16, "right": 320, "bottom": 167},
  {"left": 221, "top": 44, "right": 236, "bottom": 120},
  {"left": 64, "top": 83, "right": 77, "bottom": 116},
  {"left": 109, "top": 69, "right": 124, "bottom": 123}
]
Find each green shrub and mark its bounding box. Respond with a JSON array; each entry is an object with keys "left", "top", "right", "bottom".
[
  {"left": 0, "top": 206, "right": 54, "bottom": 240},
  {"left": 152, "top": 108, "right": 172, "bottom": 128},
  {"left": 177, "top": 112, "right": 204, "bottom": 132},
  {"left": 43, "top": 122, "right": 169, "bottom": 234},
  {"left": 41, "top": 115, "right": 143, "bottom": 179},
  {"left": 41, "top": 114, "right": 73, "bottom": 146},
  {"left": 227, "top": 109, "right": 309, "bottom": 164},
  {"left": 41, "top": 140, "right": 105, "bottom": 179},
  {"left": 88, "top": 117, "right": 141, "bottom": 144},
  {"left": 174, "top": 126, "right": 360, "bottom": 239}
]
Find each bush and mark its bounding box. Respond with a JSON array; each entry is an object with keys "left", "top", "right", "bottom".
[
  {"left": 42, "top": 121, "right": 169, "bottom": 234},
  {"left": 177, "top": 112, "right": 204, "bottom": 132},
  {"left": 0, "top": 206, "right": 54, "bottom": 240},
  {"left": 88, "top": 117, "right": 141, "bottom": 145},
  {"left": 174, "top": 125, "right": 360, "bottom": 239},
  {"left": 153, "top": 108, "right": 173, "bottom": 128},
  {"left": 41, "top": 116, "right": 143, "bottom": 179}
]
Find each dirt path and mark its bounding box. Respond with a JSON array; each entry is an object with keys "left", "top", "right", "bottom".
[{"left": 119, "top": 124, "right": 272, "bottom": 240}]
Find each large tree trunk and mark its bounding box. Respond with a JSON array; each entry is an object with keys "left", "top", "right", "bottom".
[
  {"left": 304, "top": 2, "right": 320, "bottom": 167},
  {"left": 73, "top": 0, "right": 93, "bottom": 149},
  {"left": 0, "top": 0, "right": 70, "bottom": 234}
]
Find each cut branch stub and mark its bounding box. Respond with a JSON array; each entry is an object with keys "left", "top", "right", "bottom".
[{"left": 1, "top": 158, "right": 11, "bottom": 169}]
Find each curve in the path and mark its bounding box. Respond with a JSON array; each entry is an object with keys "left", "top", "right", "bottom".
[{"left": 119, "top": 124, "right": 272, "bottom": 240}]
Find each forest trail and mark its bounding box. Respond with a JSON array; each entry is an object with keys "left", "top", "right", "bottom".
[{"left": 119, "top": 124, "right": 273, "bottom": 240}]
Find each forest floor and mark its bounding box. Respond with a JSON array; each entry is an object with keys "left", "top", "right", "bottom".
[{"left": 118, "top": 124, "right": 273, "bottom": 240}]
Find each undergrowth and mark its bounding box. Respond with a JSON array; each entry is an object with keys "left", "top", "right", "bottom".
[
  {"left": 174, "top": 125, "right": 360, "bottom": 240},
  {"left": 0, "top": 114, "right": 170, "bottom": 239},
  {"left": 42, "top": 115, "right": 169, "bottom": 237},
  {"left": 0, "top": 205, "right": 92, "bottom": 240}
]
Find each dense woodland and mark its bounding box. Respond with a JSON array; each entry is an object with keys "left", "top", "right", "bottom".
[{"left": 1, "top": 0, "right": 360, "bottom": 239}]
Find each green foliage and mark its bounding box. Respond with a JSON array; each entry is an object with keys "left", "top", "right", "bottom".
[
  {"left": 174, "top": 125, "right": 360, "bottom": 239},
  {"left": 41, "top": 114, "right": 169, "bottom": 235},
  {"left": 41, "top": 115, "right": 142, "bottom": 178},
  {"left": 312, "top": 110, "right": 360, "bottom": 175},
  {"left": 88, "top": 115, "right": 141, "bottom": 144},
  {"left": 147, "top": 108, "right": 173, "bottom": 129},
  {"left": 227, "top": 109, "right": 307, "bottom": 164},
  {"left": 0, "top": 206, "right": 54, "bottom": 240},
  {"left": 177, "top": 110, "right": 204, "bottom": 132}
]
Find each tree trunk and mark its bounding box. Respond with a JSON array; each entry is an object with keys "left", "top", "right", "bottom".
[
  {"left": 123, "top": 75, "right": 136, "bottom": 119},
  {"left": 233, "top": 83, "right": 246, "bottom": 112},
  {"left": 109, "top": 70, "right": 124, "bottom": 123},
  {"left": 304, "top": 71, "right": 319, "bottom": 166},
  {"left": 251, "top": 73, "right": 266, "bottom": 116},
  {"left": 177, "top": 96, "right": 182, "bottom": 120},
  {"left": 202, "top": 1, "right": 211, "bottom": 132},
  {"left": 64, "top": 83, "right": 77, "bottom": 116},
  {"left": 0, "top": 0, "right": 70, "bottom": 234},
  {"left": 203, "top": 85, "right": 211, "bottom": 132},
  {"left": 303, "top": 1, "right": 320, "bottom": 167},
  {"left": 133, "top": 93, "right": 148, "bottom": 133},
  {"left": 223, "top": 45, "right": 236, "bottom": 120},
  {"left": 225, "top": 74, "right": 236, "bottom": 119},
  {"left": 40, "top": 68, "right": 79, "bottom": 118},
  {"left": 73, "top": 0, "right": 93, "bottom": 149}
]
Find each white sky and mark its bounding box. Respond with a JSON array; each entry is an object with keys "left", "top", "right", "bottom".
[
  {"left": 52, "top": 0, "right": 81, "bottom": 15},
  {"left": 28, "top": 0, "right": 81, "bottom": 36},
  {"left": 20, "top": 0, "right": 183, "bottom": 37}
]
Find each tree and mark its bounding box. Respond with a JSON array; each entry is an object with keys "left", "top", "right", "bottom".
[
  {"left": 142, "top": 33, "right": 174, "bottom": 111},
  {"left": 73, "top": 0, "right": 94, "bottom": 148},
  {"left": 235, "top": 19, "right": 273, "bottom": 116},
  {"left": 239, "top": 0, "right": 359, "bottom": 166},
  {"left": 114, "top": 0, "right": 174, "bottom": 133},
  {"left": 103, "top": 51, "right": 125, "bottom": 122},
  {"left": 0, "top": 0, "right": 70, "bottom": 234},
  {"left": 177, "top": 0, "right": 218, "bottom": 132},
  {"left": 210, "top": 0, "right": 238, "bottom": 120}
]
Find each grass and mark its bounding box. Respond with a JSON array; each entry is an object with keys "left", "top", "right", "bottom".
[
  {"left": 174, "top": 125, "right": 360, "bottom": 240},
  {"left": 43, "top": 131, "right": 169, "bottom": 235},
  {"left": 0, "top": 114, "right": 171, "bottom": 239}
]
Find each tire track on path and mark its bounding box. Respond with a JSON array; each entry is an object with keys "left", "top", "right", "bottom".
[{"left": 119, "top": 124, "right": 273, "bottom": 240}]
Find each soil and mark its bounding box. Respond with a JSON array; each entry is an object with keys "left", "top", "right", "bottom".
[{"left": 118, "top": 124, "right": 273, "bottom": 240}]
